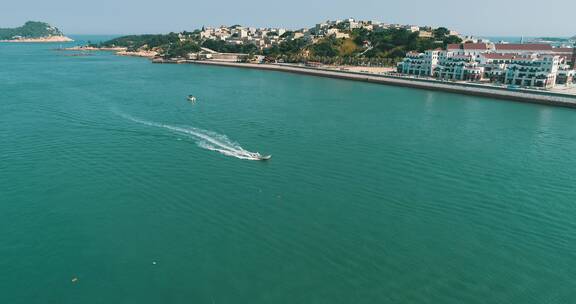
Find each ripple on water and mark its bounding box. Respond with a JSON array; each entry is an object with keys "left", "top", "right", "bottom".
[{"left": 3, "top": 43, "right": 576, "bottom": 304}]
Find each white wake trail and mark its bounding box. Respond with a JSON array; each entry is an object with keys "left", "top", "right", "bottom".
[{"left": 117, "top": 112, "right": 264, "bottom": 161}]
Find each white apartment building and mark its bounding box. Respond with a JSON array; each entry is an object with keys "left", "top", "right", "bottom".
[
  {"left": 494, "top": 44, "right": 574, "bottom": 66},
  {"left": 398, "top": 50, "right": 482, "bottom": 81},
  {"left": 504, "top": 55, "right": 560, "bottom": 88},
  {"left": 434, "top": 53, "right": 484, "bottom": 81},
  {"left": 479, "top": 53, "right": 517, "bottom": 82},
  {"left": 397, "top": 50, "right": 440, "bottom": 76},
  {"left": 399, "top": 43, "right": 576, "bottom": 88}
]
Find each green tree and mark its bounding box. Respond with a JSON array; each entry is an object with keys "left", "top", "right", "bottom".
[
  {"left": 433, "top": 27, "right": 450, "bottom": 38},
  {"left": 442, "top": 35, "right": 463, "bottom": 47},
  {"left": 164, "top": 41, "right": 200, "bottom": 58},
  {"left": 311, "top": 38, "right": 339, "bottom": 57}
]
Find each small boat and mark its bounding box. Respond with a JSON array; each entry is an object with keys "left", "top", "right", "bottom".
[
  {"left": 258, "top": 155, "right": 272, "bottom": 161},
  {"left": 248, "top": 152, "right": 271, "bottom": 161},
  {"left": 187, "top": 95, "right": 197, "bottom": 102}
]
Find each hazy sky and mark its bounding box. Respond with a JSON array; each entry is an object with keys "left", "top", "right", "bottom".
[{"left": 1, "top": 0, "right": 574, "bottom": 37}]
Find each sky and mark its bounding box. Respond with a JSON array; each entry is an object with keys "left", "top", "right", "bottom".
[{"left": 1, "top": 0, "right": 575, "bottom": 37}]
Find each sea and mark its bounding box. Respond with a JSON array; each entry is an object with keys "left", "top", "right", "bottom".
[{"left": 1, "top": 36, "right": 576, "bottom": 303}]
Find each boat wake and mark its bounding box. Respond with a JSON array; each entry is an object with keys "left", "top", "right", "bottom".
[{"left": 117, "top": 112, "right": 267, "bottom": 161}]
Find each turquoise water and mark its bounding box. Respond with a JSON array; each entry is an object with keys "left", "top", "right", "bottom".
[{"left": 2, "top": 38, "right": 576, "bottom": 303}]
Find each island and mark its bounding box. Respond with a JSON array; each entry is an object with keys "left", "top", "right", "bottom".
[{"left": 0, "top": 21, "right": 73, "bottom": 42}]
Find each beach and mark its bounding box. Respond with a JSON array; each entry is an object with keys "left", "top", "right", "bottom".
[{"left": 1, "top": 35, "right": 73, "bottom": 43}]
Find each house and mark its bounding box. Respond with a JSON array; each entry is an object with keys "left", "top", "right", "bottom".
[
  {"left": 326, "top": 28, "right": 350, "bottom": 39},
  {"left": 418, "top": 31, "right": 433, "bottom": 38}
]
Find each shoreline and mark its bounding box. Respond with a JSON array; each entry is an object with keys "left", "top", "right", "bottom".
[
  {"left": 156, "top": 59, "right": 576, "bottom": 109},
  {"left": 1, "top": 36, "right": 73, "bottom": 43},
  {"left": 61, "top": 46, "right": 156, "bottom": 58},
  {"left": 59, "top": 46, "right": 576, "bottom": 108}
]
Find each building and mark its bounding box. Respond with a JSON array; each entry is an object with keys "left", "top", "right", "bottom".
[
  {"left": 494, "top": 43, "right": 553, "bottom": 54},
  {"left": 434, "top": 53, "right": 484, "bottom": 81},
  {"left": 447, "top": 43, "right": 493, "bottom": 57},
  {"left": 418, "top": 31, "right": 433, "bottom": 38},
  {"left": 326, "top": 28, "right": 350, "bottom": 39},
  {"left": 406, "top": 25, "right": 420, "bottom": 33},
  {"left": 397, "top": 50, "right": 440, "bottom": 76},
  {"left": 398, "top": 42, "right": 576, "bottom": 89},
  {"left": 573, "top": 46, "right": 576, "bottom": 68},
  {"left": 503, "top": 55, "right": 560, "bottom": 88},
  {"left": 494, "top": 44, "right": 574, "bottom": 66},
  {"left": 398, "top": 50, "right": 483, "bottom": 81},
  {"left": 479, "top": 53, "right": 517, "bottom": 82},
  {"left": 195, "top": 20, "right": 460, "bottom": 53},
  {"left": 557, "top": 68, "right": 576, "bottom": 85}
]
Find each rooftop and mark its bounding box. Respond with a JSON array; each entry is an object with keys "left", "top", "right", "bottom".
[
  {"left": 463, "top": 43, "right": 491, "bottom": 50},
  {"left": 481, "top": 53, "right": 518, "bottom": 60},
  {"left": 447, "top": 43, "right": 491, "bottom": 50},
  {"left": 495, "top": 44, "right": 554, "bottom": 51}
]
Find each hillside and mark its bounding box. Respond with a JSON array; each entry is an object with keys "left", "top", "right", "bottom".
[
  {"left": 97, "top": 25, "right": 461, "bottom": 65},
  {"left": 0, "top": 21, "right": 66, "bottom": 40}
]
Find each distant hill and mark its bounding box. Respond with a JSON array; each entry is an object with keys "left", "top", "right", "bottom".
[{"left": 0, "top": 21, "right": 64, "bottom": 40}]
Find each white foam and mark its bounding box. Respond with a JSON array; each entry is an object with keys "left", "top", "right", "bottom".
[{"left": 116, "top": 111, "right": 264, "bottom": 161}]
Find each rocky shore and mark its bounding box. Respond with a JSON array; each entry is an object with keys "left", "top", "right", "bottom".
[
  {"left": 64, "top": 46, "right": 127, "bottom": 51},
  {"left": 116, "top": 50, "right": 158, "bottom": 58}
]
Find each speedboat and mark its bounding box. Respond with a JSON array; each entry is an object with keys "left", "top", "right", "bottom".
[
  {"left": 187, "top": 95, "right": 197, "bottom": 102},
  {"left": 248, "top": 152, "right": 271, "bottom": 161},
  {"left": 258, "top": 155, "right": 272, "bottom": 161}
]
